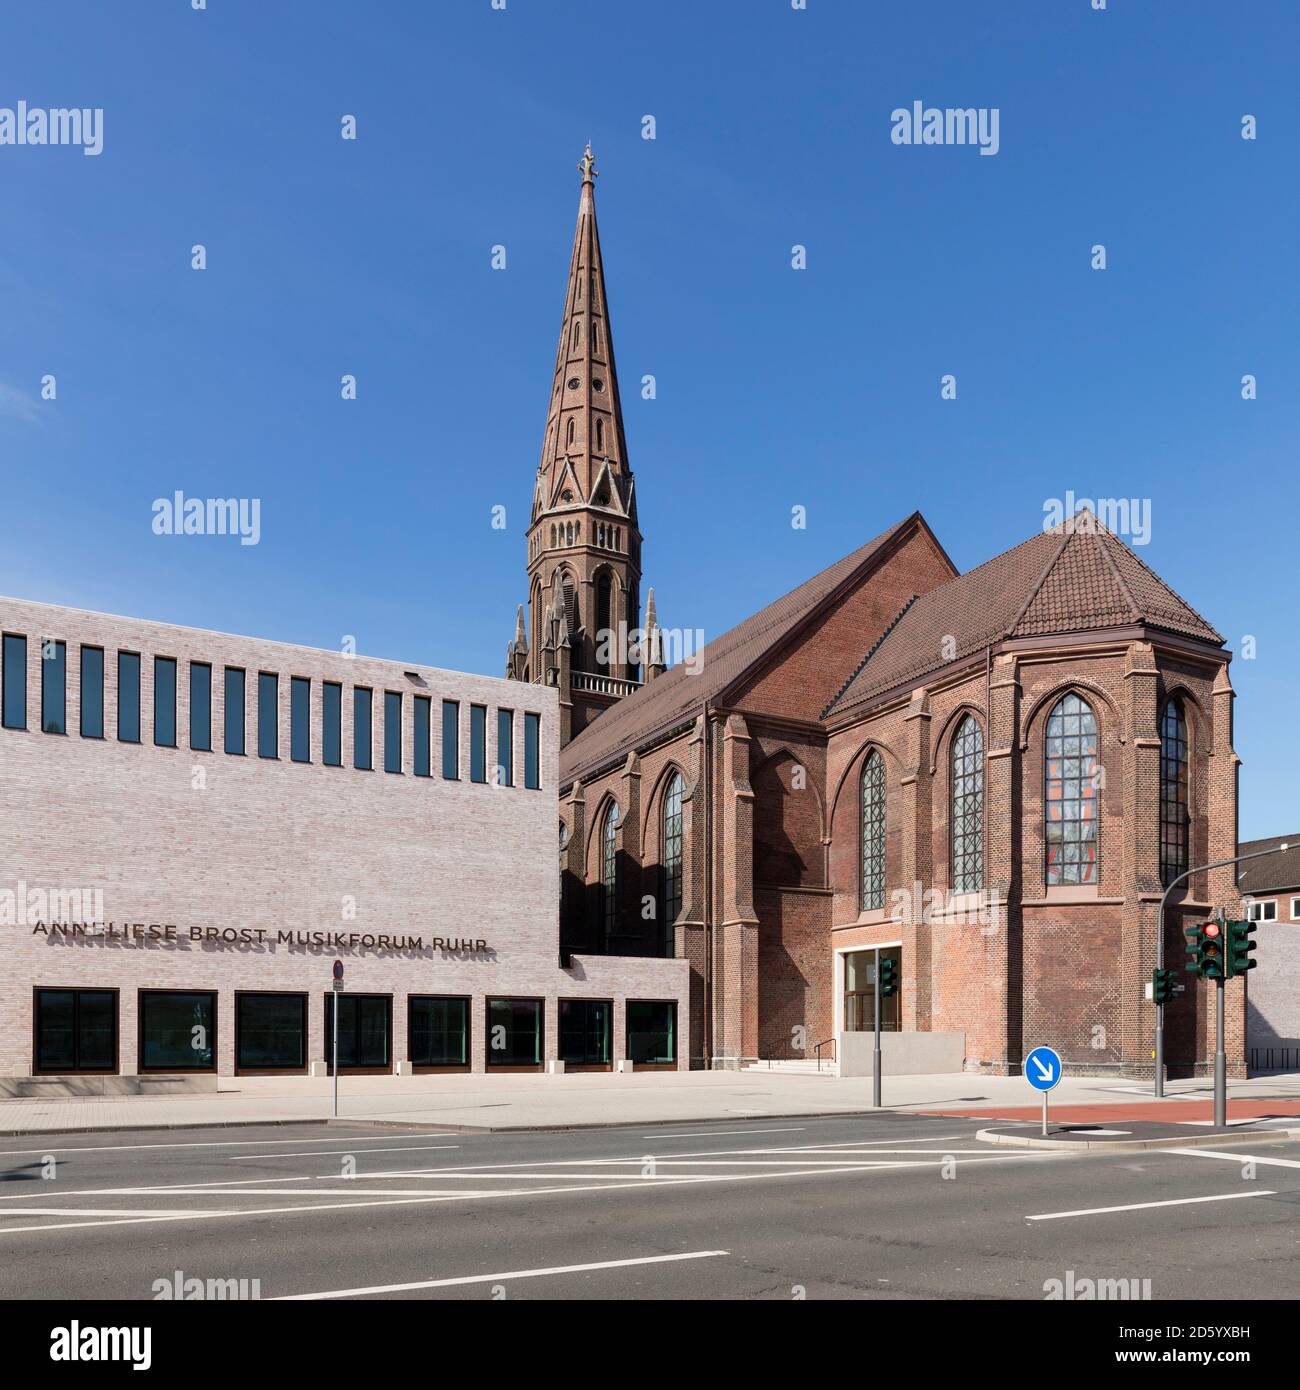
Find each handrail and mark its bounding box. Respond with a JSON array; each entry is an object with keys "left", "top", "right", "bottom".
[{"left": 813, "top": 1037, "right": 836, "bottom": 1072}]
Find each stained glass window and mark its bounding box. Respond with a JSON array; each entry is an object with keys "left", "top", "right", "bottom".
[
  {"left": 951, "top": 716, "right": 984, "bottom": 893},
  {"left": 861, "top": 751, "right": 886, "bottom": 910},
  {"left": 1159, "top": 699, "right": 1189, "bottom": 887}
]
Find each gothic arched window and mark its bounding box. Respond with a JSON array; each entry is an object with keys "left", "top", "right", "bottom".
[
  {"left": 951, "top": 716, "right": 984, "bottom": 893},
  {"left": 566, "top": 418, "right": 575, "bottom": 447},
  {"left": 601, "top": 801, "right": 620, "bottom": 942},
  {"left": 860, "top": 750, "right": 886, "bottom": 911},
  {"left": 1045, "top": 693, "right": 1100, "bottom": 885},
  {"left": 595, "top": 573, "right": 612, "bottom": 671},
  {"left": 595, "top": 418, "right": 604, "bottom": 453},
  {"left": 1159, "top": 698, "right": 1190, "bottom": 887},
  {"left": 662, "top": 772, "right": 684, "bottom": 934}
]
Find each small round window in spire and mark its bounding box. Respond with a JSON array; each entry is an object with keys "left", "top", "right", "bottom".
[
  {"left": 567, "top": 377, "right": 581, "bottom": 390},
  {"left": 592, "top": 379, "right": 605, "bottom": 392}
]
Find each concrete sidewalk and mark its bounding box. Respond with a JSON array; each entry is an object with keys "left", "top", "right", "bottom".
[{"left": 3, "top": 1068, "right": 1299, "bottom": 1135}]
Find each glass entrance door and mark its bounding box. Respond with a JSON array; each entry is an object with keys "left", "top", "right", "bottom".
[{"left": 843, "top": 946, "right": 902, "bottom": 1032}]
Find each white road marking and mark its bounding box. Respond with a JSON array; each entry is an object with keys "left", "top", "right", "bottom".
[
  {"left": 0, "top": 1132, "right": 460, "bottom": 1159},
  {"left": 274, "top": 1250, "right": 729, "bottom": 1300},
  {"left": 641, "top": 1127, "right": 805, "bottom": 1138},
  {"left": 1160, "top": 1147, "right": 1300, "bottom": 1169},
  {"left": 229, "top": 1145, "right": 459, "bottom": 1161},
  {"left": 1027, "top": 1191, "right": 1277, "bottom": 1221},
  {"left": 0, "top": 1150, "right": 1063, "bottom": 1236}
]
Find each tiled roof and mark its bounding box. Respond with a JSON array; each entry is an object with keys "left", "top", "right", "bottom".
[
  {"left": 825, "top": 512, "right": 1223, "bottom": 719},
  {"left": 1237, "top": 835, "right": 1300, "bottom": 895},
  {"left": 559, "top": 514, "right": 924, "bottom": 786}
]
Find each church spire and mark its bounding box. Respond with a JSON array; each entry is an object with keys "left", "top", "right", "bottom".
[
  {"left": 512, "top": 148, "right": 648, "bottom": 742},
  {"left": 535, "top": 143, "right": 636, "bottom": 518}
]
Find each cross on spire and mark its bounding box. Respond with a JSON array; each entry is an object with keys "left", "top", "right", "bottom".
[{"left": 578, "top": 142, "right": 598, "bottom": 184}]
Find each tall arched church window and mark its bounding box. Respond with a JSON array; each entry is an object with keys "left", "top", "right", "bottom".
[
  {"left": 601, "top": 802, "right": 620, "bottom": 943},
  {"left": 951, "top": 716, "right": 984, "bottom": 893},
  {"left": 860, "top": 751, "right": 886, "bottom": 911},
  {"left": 662, "top": 773, "right": 684, "bottom": 941},
  {"left": 1159, "top": 699, "right": 1190, "bottom": 887},
  {"left": 595, "top": 574, "right": 612, "bottom": 671},
  {"left": 1045, "top": 694, "right": 1100, "bottom": 885}
]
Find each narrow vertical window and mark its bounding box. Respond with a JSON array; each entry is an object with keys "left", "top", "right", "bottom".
[
  {"left": 290, "top": 677, "right": 310, "bottom": 763},
  {"left": 441, "top": 700, "right": 459, "bottom": 779},
  {"left": 1, "top": 633, "right": 25, "bottom": 729},
  {"left": 662, "top": 772, "right": 684, "bottom": 948},
  {"left": 384, "top": 691, "right": 401, "bottom": 773},
  {"left": 1044, "top": 693, "right": 1100, "bottom": 885},
  {"left": 258, "top": 672, "right": 278, "bottom": 759},
  {"left": 80, "top": 646, "right": 104, "bottom": 738},
  {"left": 353, "top": 687, "right": 372, "bottom": 769},
  {"left": 322, "top": 681, "right": 342, "bottom": 766},
  {"left": 153, "top": 656, "right": 177, "bottom": 747},
  {"left": 1159, "top": 698, "right": 1190, "bottom": 888},
  {"left": 601, "top": 801, "right": 621, "bottom": 944},
  {"left": 524, "top": 711, "right": 540, "bottom": 789},
  {"left": 42, "top": 639, "right": 66, "bottom": 734},
  {"left": 496, "top": 709, "right": 513, "bottom": 786},
  {"left": 950, "top": 716, "right": 984, "bottom": 893},
  {"left": 413, "top": 695, "right": 431, "bottom": 777},
  {"left": 189, "top": 662, "right": 211, "bottom": 750},
  {"left": 470, "top": 704, "right": 486, "bottom": 783},
  {"left": 117, "top": 652, "right": 141, "bottom": 744},
  {"left": 860, "top": 751, "right": 885, "bottom": 911},
  {"left": 223, "top": 667, "right": 245, "bottom": 755}
]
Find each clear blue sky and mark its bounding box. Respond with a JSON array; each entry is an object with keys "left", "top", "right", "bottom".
[{"left": 1, "top": 1, "right": 1296, "bottom": 837}]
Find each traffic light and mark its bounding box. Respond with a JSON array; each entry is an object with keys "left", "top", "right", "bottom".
[
  {"left": 1225, "top": 919, "right": 1257, "bottom": 979},
  {"left": 1152, "top": 967, "right": 1180, "bottom": 1005},
  {"left": 1184, "top": 920, "right": 1225, "bottom": 980},
  {"left": 879, "top": 956, "right": 899, "bottom": 998}
]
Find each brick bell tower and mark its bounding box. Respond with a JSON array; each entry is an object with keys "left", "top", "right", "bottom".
[{"left": 506, "top": 145, "right": 657, "bottom": 745}]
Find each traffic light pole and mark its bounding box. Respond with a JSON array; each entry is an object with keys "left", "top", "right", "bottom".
[
  {"left": 872, "top": 947, "right": 882, "bottom": 1109},
  {"left": 1153, "top": 843, "right": 1287, "bottom": 1099},
  {"left": 1214, "top": 974, "right": 1227, "bottom": 1129}
]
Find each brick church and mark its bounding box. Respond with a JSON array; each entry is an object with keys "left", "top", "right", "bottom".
[{"left": 506, "top": 150, "right": 1242, "bottom": 1077}]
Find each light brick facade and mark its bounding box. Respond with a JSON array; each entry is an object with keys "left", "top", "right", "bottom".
[{"left": 0, "top": 596, "right": 688, "bottom": 1079}]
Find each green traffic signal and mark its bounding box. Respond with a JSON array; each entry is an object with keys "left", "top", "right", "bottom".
[
  {"left": 1152, "top": 967, "right": 1178, "bottom": 1006},
  {"left": 879, "top": 957, "right": 899, "bottom": 998},
  {"left": 1225, "top": 920, "right": 1257, "bottom": 979}
]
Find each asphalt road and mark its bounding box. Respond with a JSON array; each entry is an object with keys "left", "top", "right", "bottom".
[{"left": 1, "top": 1113, "right": 1298, "bottom": 1301}]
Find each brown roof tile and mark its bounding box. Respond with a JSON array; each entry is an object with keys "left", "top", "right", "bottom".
[
  {"left": 826, "top": 512, "right": 1223, "bottom": 719},
  {"left": 559, "top": 514, "right": 923, "bottom": 786}
]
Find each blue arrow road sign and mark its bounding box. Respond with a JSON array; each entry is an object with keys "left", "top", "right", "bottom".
[{"left": 1025, "top": 1045, "right": 1062, "bottom": 1092}]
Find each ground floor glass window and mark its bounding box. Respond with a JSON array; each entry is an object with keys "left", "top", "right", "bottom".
[
  {"left": 236, "top": 993, "right": 307, "bottom": 1070},
  {"left": 140, "top": 991, "right": 215, "bottom": 1070},
  {"left": 409, "top": 996, "right": 469, "bottom": 1067},
  {"left": 324, "top": 994, "right": 392, "bottom": 1070},
  {"left": 34, "top": 989, "right": 116, "bottom": 1072},
  {"left": 559, "top": 999, "right": 612, "bottom": 1065},
  {"left": 486, "top": 998, "right": 542, "bottom": 1066},
  {"left": 626, "top": 1001, "right": 676, "bottom": 1064}
]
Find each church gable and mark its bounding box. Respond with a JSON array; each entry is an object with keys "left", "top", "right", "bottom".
[{"left": 731, "top": 519, "right": 957, "bottom": 723}]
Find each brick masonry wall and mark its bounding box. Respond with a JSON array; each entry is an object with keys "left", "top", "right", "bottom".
[{"left": 0, "top": 596, "right": 688, "bottom": 1075}]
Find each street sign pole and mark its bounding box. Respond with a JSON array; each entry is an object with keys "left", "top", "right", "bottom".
[
  {"left": 872, "top": 947, "right": 882, "bottom": 1109},
  {"left": 331, "top": 959, "right": 344, "bottom": 1121},
  {"left": 1024, "top": 1045, "right": 1062, "bottom": 1136}
]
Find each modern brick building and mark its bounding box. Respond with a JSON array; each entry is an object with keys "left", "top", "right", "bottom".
[
  {"left": 0, "top": 597, "right": 688, "bottom": 1085},
  {"left": 511, "top": 151, "right": 1244, "bottom": 1079},
  {"left": 1238, "top": 835, "right": 1300, "bottom": 1070}
]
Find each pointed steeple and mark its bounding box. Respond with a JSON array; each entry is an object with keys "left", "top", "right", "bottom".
[
  {"left": 535, "top": 143, "right": 636, "bottom": 519},
  {"left": 511, "top": 147, "right": 650, "bottom": 738},
  {"left": 643, "top": 585, "right": 667, "bottom": 684}
]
